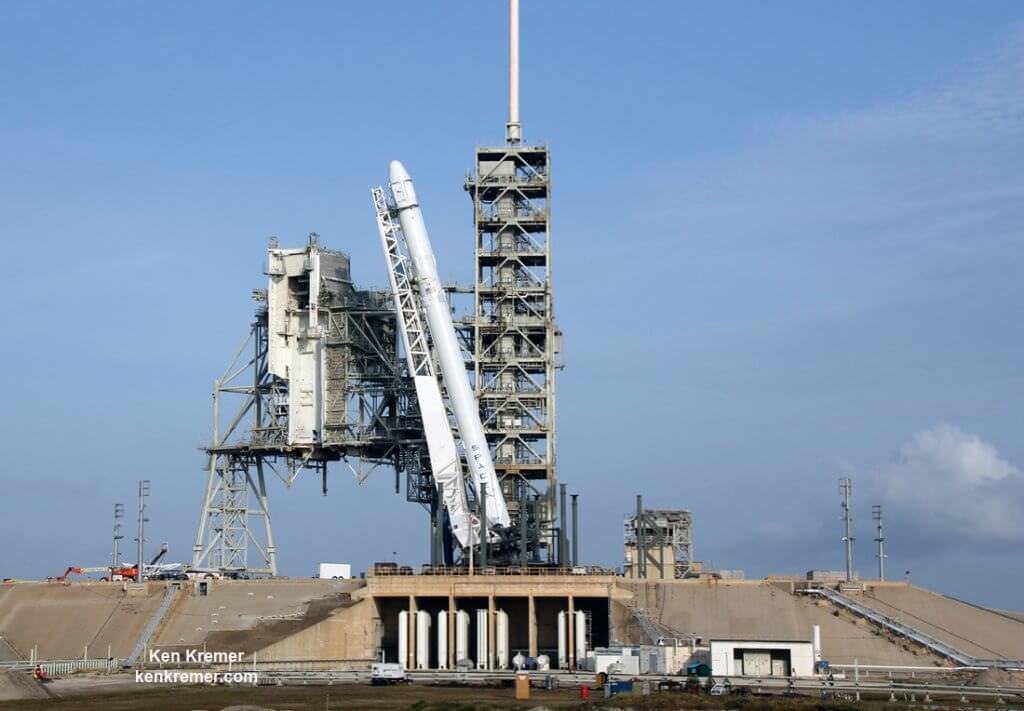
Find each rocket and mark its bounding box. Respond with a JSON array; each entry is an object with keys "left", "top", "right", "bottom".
[{"left": 389, "top": 160, "right": 511, "bottom": 529}]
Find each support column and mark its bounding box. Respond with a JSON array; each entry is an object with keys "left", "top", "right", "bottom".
[
  {"left": 447, "top": 591, "right": 456, "bottom": 670},
  {"left": 407, "top": 595, "right": 417, "bottom": 670},
  {"left": 567, "top": 594, "right": 576, "bottom": 671},
  {"left": 487, "top": 594, "right": 496, "bottom": 670},
  {"left": 527, "top": 594, "right": 537, "bottom": 658}
]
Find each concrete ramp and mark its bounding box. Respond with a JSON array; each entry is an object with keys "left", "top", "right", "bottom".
[
  {"left": 154, "top": 579, "right": 365, "bottom": 656},
  {"left": 0, "top": 582, "right": 162, "bottom": 660},
  {"left": 620, "top": 580, "right": 944, "bottom": 666},
  {"left": 859, "top": 584, "right": 1024, "bottom": 661}
]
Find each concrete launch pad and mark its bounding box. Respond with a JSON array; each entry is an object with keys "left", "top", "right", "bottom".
[{"left": 3, "top": 574, "right": 1021, "bottom": 675}]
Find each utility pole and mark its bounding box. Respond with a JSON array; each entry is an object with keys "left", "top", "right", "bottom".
[
  {"left": 873, "top": 504, "right": 886, "bottom": 581},
  {"left": 135, "top": 480, "right": 150, "bottom": 583},
  {"left": 839, "top": 478, "right": 854, "bottom": 581},
  {"left": 112, "top": 503, "right": 124, "bottom": 568}
]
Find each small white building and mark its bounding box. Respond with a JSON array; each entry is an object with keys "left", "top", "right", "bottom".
[{"left": 710, "top": 639, "right": 814, "bottom": 677}]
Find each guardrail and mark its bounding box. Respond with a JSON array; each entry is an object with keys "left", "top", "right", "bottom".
[
  {"left": 371, "top": 564, "right": 615, "bottom": 577},
  {"left": 248, "top": 667, "right": 1024, "bottom": 702},
  {"left": 0, "top": 658, "right": 123, "bottom": 676}
]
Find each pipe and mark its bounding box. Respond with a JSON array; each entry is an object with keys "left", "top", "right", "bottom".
[
  {"left": 519, "top": 481, "right": 528, "bottom": 566},
  {"left": 480, "top": 482, "right": 488, "bottom": 569},
  {"left": 571, "top": 494, "right": 579, "bottom": 567},
  {"left": 559, "top": 484, "right": 568, "bottom": 568},
  {"left": 506, "top": 0, "right": 521, "bottom": 144},
  {"left": 432, "top": 483, "right": 444, "bottom": 566}
]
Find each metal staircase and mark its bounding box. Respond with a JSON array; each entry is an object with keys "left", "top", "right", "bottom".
[{"left": 122, "top": 584, "right": 180, "bottom": 668}]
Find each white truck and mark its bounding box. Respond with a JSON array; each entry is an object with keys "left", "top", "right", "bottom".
[
  {"left": 371, "top": 662, "right": 407, "bottom": 684},
  {"left": 317, "top": 563, "right": 351, "bottom": 579}
]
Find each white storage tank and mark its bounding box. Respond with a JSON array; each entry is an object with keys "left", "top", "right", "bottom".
[
  {"left": 456, "top": 610, "right": 470, "bottom": 666},
  {"left": 536, "top": 653, "right": 550, "bottom": 671},
  {"left": 495, "top": 610, "right": 509, "bottom": 669},
  {"left": 416, "top": 610, "right": 431, "bottom": 669},
  {"left": 575, "top": 609, "right": 587, "bottom": 662},
  {"left": 398, "top": 610, "right": 409, "bottom": 668},
  {"left": 437, "top": 610, "right": 448, "bottom": 669},
  {"left": 476, "top": 608, "right": 489, "bottom": 669},
  {"left": 557, "top": 610, "right": 567, "bottom": 669}
]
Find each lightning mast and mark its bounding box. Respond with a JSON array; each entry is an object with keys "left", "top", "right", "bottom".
[
  {"left": 840, "top": 477, "right": 854, "bottom": 581},
  {"left": 873, "top": 504, "right": 886, "bottom": 581},
  {"left": 112, "top": 503, "right": 124, "bottom": 568}
]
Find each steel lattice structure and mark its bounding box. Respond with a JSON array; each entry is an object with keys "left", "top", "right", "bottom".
[
  {"left": 462, "top": 143, "right": 562, "bottom": 563},
  {"left": 192, "top": 236, "right": 427, "bottom": 575}
]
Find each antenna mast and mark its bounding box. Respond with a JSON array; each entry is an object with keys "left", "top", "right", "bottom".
[{"left": 506, "top": 0, "right": 522, "bottom": 144}]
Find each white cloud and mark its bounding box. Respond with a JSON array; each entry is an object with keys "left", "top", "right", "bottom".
[{"left": 866, "top": 425, "right": 1024, "bottom": 544}]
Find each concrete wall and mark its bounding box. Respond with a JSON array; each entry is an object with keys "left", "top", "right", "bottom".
[{"left": 253, "top": 595, "right": 377, "bottom": 664}]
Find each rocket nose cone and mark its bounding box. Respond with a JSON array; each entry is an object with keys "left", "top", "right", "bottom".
[{"left": 388, "top": 160, "right": 411, "bottom": 185}]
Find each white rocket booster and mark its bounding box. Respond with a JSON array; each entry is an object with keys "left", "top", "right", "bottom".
[{"left": 389, "top": 160, "right": 511, "bottom": 529}]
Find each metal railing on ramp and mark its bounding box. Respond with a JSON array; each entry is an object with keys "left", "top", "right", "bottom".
[{"left": 803, "top": 586, "right": 1024, "bottom": 670}]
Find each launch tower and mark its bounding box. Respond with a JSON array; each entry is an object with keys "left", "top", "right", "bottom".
[{"left": 463, "top": 0, "right": 562, "bottom": 562}]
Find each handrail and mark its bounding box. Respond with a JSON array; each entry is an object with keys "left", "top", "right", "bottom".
[{"left": 804, "top": 587, "right": 1024, "bottom": 670}]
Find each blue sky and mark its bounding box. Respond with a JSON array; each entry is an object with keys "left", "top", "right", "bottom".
[{"left": 1, "top": 2, "right": 1022, "bottom": 608}]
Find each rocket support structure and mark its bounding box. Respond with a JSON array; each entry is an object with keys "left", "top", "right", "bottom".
[{"left": 388, "top": 160, "right": 511, "bottom": 530}]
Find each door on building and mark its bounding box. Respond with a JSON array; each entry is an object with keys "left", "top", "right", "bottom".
[{"left": 741, "top": 651, "right": 771, "bottom": 676}]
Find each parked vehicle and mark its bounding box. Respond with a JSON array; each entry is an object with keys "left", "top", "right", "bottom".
[{"left": 370, "top": 662, "right": 407, "bottom": 685}]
